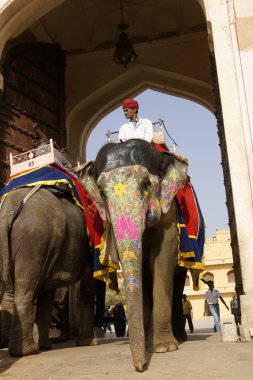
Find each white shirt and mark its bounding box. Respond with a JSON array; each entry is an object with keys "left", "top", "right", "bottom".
[
  {"left": 205, "top": 289, "right": 220, "bottom": 304},
  {"left": 118, "top": 117, "right": 153, "bottom": 143}
]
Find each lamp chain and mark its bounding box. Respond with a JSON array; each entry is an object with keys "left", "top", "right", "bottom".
[{"left": 120, "top": 0, "right": 123, "bottom": 24}]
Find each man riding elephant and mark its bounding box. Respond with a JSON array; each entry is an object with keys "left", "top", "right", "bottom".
[
  {"left": 117, "top": 98, "right": 202, "bottom": 342},
  {"left": 118, "top": 98, "right": 153, "bottom": 143}
]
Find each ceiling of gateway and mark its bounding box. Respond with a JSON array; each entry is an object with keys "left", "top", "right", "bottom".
[{"left": 29, "top": 0, "right": 206, "bottom": 53}]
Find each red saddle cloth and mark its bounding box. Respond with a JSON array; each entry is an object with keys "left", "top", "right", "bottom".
[
  {"left": 54, "top": 164, "right": 104, "bottom": 248},
  {"left": 152, "top": 143, "right": 168, "bottom": 152}
]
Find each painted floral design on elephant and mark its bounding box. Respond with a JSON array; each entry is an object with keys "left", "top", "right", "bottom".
[
  {"left": 161, "top": 167, "right": 182, "bottom": 212},
  {"left": 115, "top": 214, "right": 139, "bottom": 241},
  {"left": 146, "top": 175, "right": 161, "bottom": 222},
  {"left": 101, "top": 167, "right": 148, "bottom": 291}
]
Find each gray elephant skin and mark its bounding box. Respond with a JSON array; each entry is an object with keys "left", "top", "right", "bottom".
[
  {"left": 0, "top": 187, "right": 96, "bottom": 356},
  {"left": 81, "top": 139, "right": 188, "bottom": 372}
]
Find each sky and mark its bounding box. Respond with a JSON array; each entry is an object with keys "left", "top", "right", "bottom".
[{"left": 86, "top": 89, "right": 228, "bottom": 238}]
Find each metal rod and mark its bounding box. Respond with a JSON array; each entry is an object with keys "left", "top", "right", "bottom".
[
  {"left": 158, "top": 118, "right": 178, "bottom": 147},
  {"left": 106, "top": 131, "right": 118, "bottom": 135},
  {"left": 120, "top": 0, "right": 123, "bottom": 24}
]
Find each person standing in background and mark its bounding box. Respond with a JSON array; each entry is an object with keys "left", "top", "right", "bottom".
[
  {"left": 230, "top": 293, "right": 241, "bottom": 326},
  {"left": 182, "top": 294, "right": 194, "bottom": 333},
  {"left": 203, "top": 280, "right": 229, "bottom": 332}
]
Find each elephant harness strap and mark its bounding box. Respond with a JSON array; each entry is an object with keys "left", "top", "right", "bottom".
[{"left": 7, "top": 184, "right": 42, "bottom": 232}]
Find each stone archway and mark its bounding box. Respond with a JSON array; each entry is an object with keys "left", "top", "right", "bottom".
[
  {"left": 0, "top": 0, "right": 253, "bottom": 340},
  {"left": 67, "top": 64, "right": 213, "bottom": 160},
  {"left": 0, "top": 0, "right": 64, "bottom": 88}
]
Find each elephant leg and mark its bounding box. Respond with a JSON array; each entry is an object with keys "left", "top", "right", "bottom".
[
  {"left": 172, "top": 266, "right": 187, "bottom": 341},
  {"left": 9, "top": 279, "right": 39, "bottom": 357},
  {"left": 36, "top": 289, "right": 56, "bottom": 350},
  {"left": 0, "top": 287, "right": 15, "bottom": 348},
  {"left": 93, "top": 279, "right": 106, "bottom": 338},
  {"left": 94, "top": 279, "right": 106, "bottom": 328},
  {"left": 142, "top": 251, "right": 153, "bottom": 346},
  {"left": 75, "top": 255, "right": 97, "bottom": 347},
  {"left": 61, "top": 290, "right": 70, "bottom": 340},
  {"left": 146, "top": 224, "right": 178, "bottom": 353}
]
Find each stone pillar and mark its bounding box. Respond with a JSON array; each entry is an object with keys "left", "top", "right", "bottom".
[
  {"left": 240, "top": 295, "right": 253, "bottom": 340},
  {"left": 204, "top": 0, "right": 253, "bottom": 340},
  {"left": 234, "top": 0, "right": 253, "bottom": 340}
]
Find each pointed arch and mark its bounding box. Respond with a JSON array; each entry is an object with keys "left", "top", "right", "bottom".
[
  {"left": 66, "top": 64, "right": 213, "bottom": 160},
  {"left": 0, "top": 0, "right": 64, "bottom": 55}
]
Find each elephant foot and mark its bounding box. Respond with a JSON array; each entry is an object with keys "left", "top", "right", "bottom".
[
  {"left": 9, "top": 340, "right": 39, "bottom": 357},
  {"left": 147, "top": 335, "right": 179, "bottom": 353},
  {"left": 159, "top": 342, "right": 178, "bottom": 352},
  {"left": 148, "top": 342, "right": 178, "bottom": 353},
  {"left": 76, "top": 337, "right": 98, "bottom": 346}
]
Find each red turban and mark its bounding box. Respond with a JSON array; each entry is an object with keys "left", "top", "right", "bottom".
[{"left": 122, "top": 98, "right": 139, "bottom": 110}]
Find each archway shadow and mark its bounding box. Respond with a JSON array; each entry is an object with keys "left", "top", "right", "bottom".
[
  {"left": 0, "top": 349, "right": 22, "bottom": 375},
  {"left": 0, "top": 309, "right": 23, "bottom": 375},
  {"left": 178, "top": 332, "right": 214, "bottom": 343}
]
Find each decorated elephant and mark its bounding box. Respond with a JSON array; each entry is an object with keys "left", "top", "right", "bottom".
[
  {"left": 0, "top": 185, "right": 96, "bottom": 356},
  {"left": 80, "top": 138, "right": 188, "bottom": 372}
]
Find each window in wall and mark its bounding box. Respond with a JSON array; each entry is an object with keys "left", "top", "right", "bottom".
[
  {"left": 227, "top": 270, "right": 235, "bottom": 283},
  {"left": 202, "top": 272, "right": 214, "bottom": 282}
]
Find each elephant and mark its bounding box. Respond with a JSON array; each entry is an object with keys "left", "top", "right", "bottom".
[
  {"left": 79, "top": 138, "right": 188, "bottom": 372},
  {"left": 0, "top": 186, "right": 96, "bottom": 356}
]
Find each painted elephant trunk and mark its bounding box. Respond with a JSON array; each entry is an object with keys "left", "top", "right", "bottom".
[
  {"left": 97, "top": 165, "right": 151, "bottom": 371},
  {"left": 111, "top": 214, "right": 147, "bottom": 372}
]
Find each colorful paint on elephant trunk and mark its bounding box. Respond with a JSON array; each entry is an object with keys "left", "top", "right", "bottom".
[
  {"left": 113, "top": 211, "right": 143, "bottom": 292},
  {"left": 97, "top": 165, "right": 152, "bottom": 291},
  {"left": 146, "top": 175, "right": 161, "bottom": 223},
  {"left": 161, "top": 159, "right": 188, "bottom": 214},
  {"left": 114, "top": 213, "right": 142, "bottom": 291}
]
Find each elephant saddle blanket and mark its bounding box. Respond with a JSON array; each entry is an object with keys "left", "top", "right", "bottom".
[
  {"left": 0, "top": 164, "right": 108, "bottom": 272},
  {"left": 175, "top": 178, "right": 205, "bottom": 290},
  {"left": 154, "top": 144, "right": 205, "bottom": 289}
]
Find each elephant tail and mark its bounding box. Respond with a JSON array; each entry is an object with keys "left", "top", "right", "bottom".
[
  {"left": 0, "top": 214, "right": 13, "bottom": 301},
  {"left": 0, "top": 189, "right": 41, "bottom": 301}
]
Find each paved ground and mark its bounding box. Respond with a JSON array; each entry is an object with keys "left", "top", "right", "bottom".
[{"left": 0, "top": 318, "right": 253, "bottom": 380}]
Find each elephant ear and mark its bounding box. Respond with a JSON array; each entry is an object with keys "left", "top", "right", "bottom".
[
  {"left": 160, "top": 152, "right": 188, "bottom": 214},
  {"left": 78, "top": 161, "right": 107, "bottom": 221}
]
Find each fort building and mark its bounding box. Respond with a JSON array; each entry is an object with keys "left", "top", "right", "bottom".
[{"left": 185, "top": 229, "right": 234, "bottom": 320}]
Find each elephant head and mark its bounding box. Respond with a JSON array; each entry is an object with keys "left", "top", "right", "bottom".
[{"left": 80, "top": 139, "right": 188, "bottom": 371}]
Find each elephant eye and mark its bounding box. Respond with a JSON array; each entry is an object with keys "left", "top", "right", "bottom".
[{"left": 140, "top": 178, "right": 151, "bottom": 195}]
